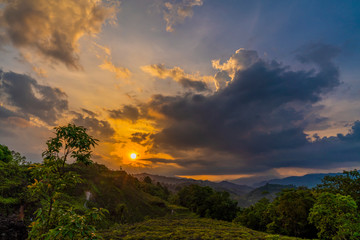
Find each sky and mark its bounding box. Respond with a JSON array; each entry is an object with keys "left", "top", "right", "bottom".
[{"left": 1, "top": 0, "right": 360, "bottom": 183}]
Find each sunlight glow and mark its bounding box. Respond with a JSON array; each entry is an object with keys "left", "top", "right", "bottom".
[{"left": 130, "top": 153, "right": 137, "bottom": 159}]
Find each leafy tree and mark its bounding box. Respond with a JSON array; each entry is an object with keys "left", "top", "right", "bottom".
[
  {"left": 0, "top": 144, "right": 13, "bottom": 163},
  {"left": 177, "top": 184, "right": 238, "bottom": 221},
  {"left": 28, "top": 124, "right": 104, "bottom": 239},
  {"left": 309, "top": 192, "right": 360, "bottom": 240},
  {"left": 0, "top": 144, "right": 28, "bottom": 216},
  {"left": 234, "top": 198, "right": 271, "bottom": 231},
  {"left": 144, "top": 176, "right": 152, "bottom": 184},
  {"left": 206, "top": 191, "right": 238, "bottom": 221},
  {"left": 317, "top": 170, "right": 360, "bottom": 206},
  {"left": 140, "top": 178, "right": 170, "bottom": 201},
  {"left": 266, "top": 188, "right": 317, "bottom": 238},
  {"left": 42, "top": 124, "right": 98, "bottom": 166}
]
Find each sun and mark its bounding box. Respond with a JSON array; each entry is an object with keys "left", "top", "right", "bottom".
[{"left": 130, "top": 153, "right": 137, "bottom": 159}]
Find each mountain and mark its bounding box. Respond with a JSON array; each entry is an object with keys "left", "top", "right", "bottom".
[
  {"left": 253, "top": 172, "right": 341, "bottom": 188},
  {"left": 134, "top": 173, "right": 253, "bottom": 196}
]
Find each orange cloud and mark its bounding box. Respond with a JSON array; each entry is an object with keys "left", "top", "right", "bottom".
[
  {"left": 141, "top": 63, "right": 213, "bottom": 91},
  {"left": 178, "top": 174, "right": 255, "bottom": 182},
  {"left": 99, "top": 59, "right": 131, "bottom": 79}
]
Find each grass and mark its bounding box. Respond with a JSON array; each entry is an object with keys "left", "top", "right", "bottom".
[{"left": 100, "top": 213, "right": 308, "bottom": 240}]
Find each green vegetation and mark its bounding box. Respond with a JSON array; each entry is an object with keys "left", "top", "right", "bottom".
[
  {"left": 28, "top": 124, "right": 105, "bottom": 239},
  {"left": 238, "top": 170, "right": 360, "bottom": 239},
  {"left": 309, "top": 192, "right": 360, "bottom": 239},
  {"left": 175, "top": 184, "right": 238, "bottom": 221},
  {"left": 0, "top": 144, "right": 29, "bottom": 216},
  {"left": 100, "top": 215, "right": 304, "bottom": 240},
  {"left": 2, "top": 124, "right": 360, "bottom": 239}
]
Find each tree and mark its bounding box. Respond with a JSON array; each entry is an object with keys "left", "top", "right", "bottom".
[
  {"left": 0, "top": 144, "right": 13, "bottom": 163},
  {"left": 0, "top": 145, "right": 28, "bottom": 216},
  {"left": 317, "top": 170, "right": 360, "bottom": 206},
  {"left": 234, "top": 198, "right": 271, "bottom": 231},
  {"left": 177, "top": 184, "right": 238, "bottom": 221},
  {"left": 143, "top": 176, "right": 152, "bottom": 184},
  {"left": 28, "top": 124, "right": 106, "bottom": 239},
  {"left": 42, "top": 124, "right": 98, "bottom": 166},
  {"left": 309, "top": 192, "right": 360, "bottom": 240},
  {"left": 266, "top": 188, "right": 317, "bottom": 238}
]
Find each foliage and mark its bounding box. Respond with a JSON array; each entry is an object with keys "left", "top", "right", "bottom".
[
  {"left": 0, "top": 144, "right": 29, "bottom": 216},
  {"left": 176, "top": 184, "right": 238, "bottom": 221},
  {"left": 309, "top": 192, "right": 360, "bottom": 239},
  {"left": 0, "top": 144, "right": 13, "bottom": 163},
  {"left": 140, "top": 178, "right": 170, "bottom": 201},
  {"left": 29, "top": 207, "right": 108, "bottom": 240},
  {"left": 144, "top": 176, "right": 152, "bottom": 184},
  {"left": 28, "top": 124, "right": 102, "bottom": 239},
  {"left": 66, "top": 163, "right": 171, "bottom": 225},
  {"left": 42, "top": 124, "right": 98, "bottom": 166},
  {"left": 317, "top": 169, "right": 360, "bottom": 206},
  {"left": 266, "top": 188, "right": 317, "bottom": 238},
  {"left": 234, "top": 198, "right": 271, "bottom": 231}
]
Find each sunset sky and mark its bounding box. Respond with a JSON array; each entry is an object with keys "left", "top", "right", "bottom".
[{"left": 1, "top": 0, "right": 360, "bottom": 183}]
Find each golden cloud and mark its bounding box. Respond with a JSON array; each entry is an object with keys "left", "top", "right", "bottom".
[
  {"left": 141, "top": 63, "right": 213, "bottom": 92},
  {"left": 0, "top": 0, "right": 117, "bottom": 69},
  {"left": 99, "top": 58, "right": 131, "bottom": 79},
  {"left": 163, "top": 0, "right": 203, "bottom": 32}
]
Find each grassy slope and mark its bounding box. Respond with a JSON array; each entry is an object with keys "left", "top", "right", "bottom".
[
  {"left": 67, "top": 164, "right": 170, "bottom": 224},
  {"left": 100, "top": 211, "right": 307, "bottom": 240}
]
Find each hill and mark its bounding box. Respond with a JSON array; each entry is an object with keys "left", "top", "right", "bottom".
[
  {"left": 134, "top": 173, "right": 253, "bottom": 196},
  {"left": 100, "top": 215, "right": 306, "bottom": 240},
  {"left": 253, "top": 172, "right": 340, "bottom": 188},
  {"left": 66, "top": 164, "right": 172, "bottom": 225}
]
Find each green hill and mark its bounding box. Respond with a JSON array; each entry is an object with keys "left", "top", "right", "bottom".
[
  {"left": 100, "top": 215, "right": 307, "bottom": 240},
  {"left": 66, "top": 163, "right": 171, "bottom": 225}
]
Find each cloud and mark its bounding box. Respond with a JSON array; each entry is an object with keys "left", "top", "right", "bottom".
[
  {"left": 108, "top": 105, "right": 140, "bottom": 123},
  {"left": 141, "top": 64, "right": 209, "bottom": 92},
  {"left": 93, "top": 42, "right": 131, "bottom": 79},
  {"left": 212, "top": 49, "right": 259, "bottom": 90},
  {"left": 130, "top": 132, "right": 154, "bottom": 146},
  {"left": 0, "top": 69, "right": 68, "bottom": 124},
  {"left": 72, "top": 112, "right": 115, "bottom": 140},
  {"left": 0, "top": 105, "right": 18, "bottom": 119},
  {"left": 0, "top": 0, "right": 117, "bottom": 69},
  {"left": 162, "top": 0, "right": 203, "bottom": 32},
  {"left": 135, "top": 43, "right": 347, "bottom": 175},
  {"left": 99, "top": 59, "right": 131, "bottom": 79}
]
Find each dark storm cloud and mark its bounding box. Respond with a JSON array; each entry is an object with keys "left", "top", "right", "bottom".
[
  {"left": 178, "top": 78, "right": 208, "bottom": 92},
  {"left": 149, "top": 44, "right": 339, "bottom": 154},
  {"left": 0, "top": 70, "right": 68, "bottom": 124},
  {"left": 135, "top": 43, "right": 353, "bottom": 174},
  {"left": 108, "top": 105, "right": 140, "bottom": 122},
  {"left": 72, "top": 113, "right": 115, "bottom": 140}
]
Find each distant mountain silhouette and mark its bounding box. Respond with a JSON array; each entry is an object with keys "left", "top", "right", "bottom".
[
  {"left": 134, "top": 173, "right": 253, "bottom": 196},
  {"left": 252, "top": 172, "right": 341, "bottom": 188}
]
